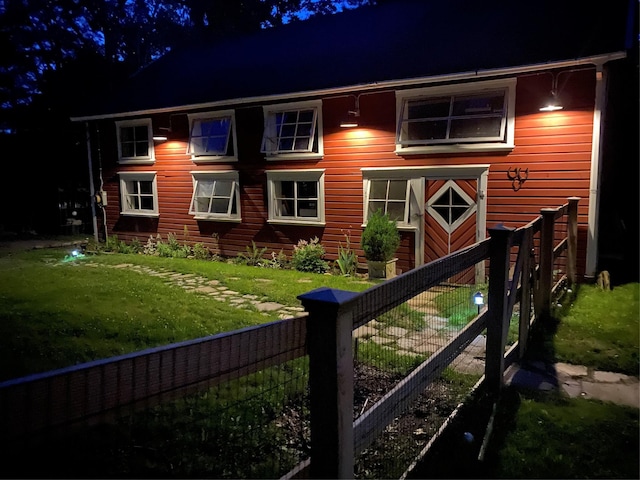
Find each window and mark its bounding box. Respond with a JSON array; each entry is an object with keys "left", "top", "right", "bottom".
[
  {"left": 266, "top": 169, "right": 325, "bottom": 225},
  {"left": 188, "top": 111, "right": 237, "bottom": 162},
  {"left": 365, "top": 179, "right": 410, "bottom": 223},
  {"left": 396, "top": 79, "right": 516, "bottom": 154},
  {"left": 426, "top": 180, "right": 476, "bottom": 233},
  {"left": 116, "top": 119, "right": 154, "bottom": 163},
  {"left": 261, "top": 100, "right": 323, "bottom": 159},
  {"left": 189, "top": 171, "right": 241, "bottom": 221},
  {"left": 119, "top": 172, "right": 158, "bottom": 216}
]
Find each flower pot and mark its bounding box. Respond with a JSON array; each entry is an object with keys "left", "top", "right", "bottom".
[{"left": 366, "top": 258, "right": 398, "bottom": 279}]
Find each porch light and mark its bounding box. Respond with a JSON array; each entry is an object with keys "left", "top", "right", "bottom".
[
  {"left": 152, "top": 135, "right": 168, "bottom": 141},
  {"left": 473, "top": 291, "right": 484, "bottom": 314},
  {"left": 540, "top": 73, "right": 563, "bottom": 112},
  {"left": 340, "top": 95, "right": 361, "bottom": 128}
]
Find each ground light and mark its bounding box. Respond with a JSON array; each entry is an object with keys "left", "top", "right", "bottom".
[
  {"left": 61, "top": 246, "right": 87, "bottom": 263},
  {"left": 473, "top": 291, "right": 484, "bottom": 314}
]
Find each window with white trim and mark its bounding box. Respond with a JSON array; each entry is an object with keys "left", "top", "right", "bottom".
[
  {"left": 116, "top": 119, "right": 154, "bottom": 163},
  {"left": 426, "top": 180, "right": 476, "bottom": 233},
  {"left": 266, "top": 169, "right": 325, "bottom": 225},
  {"left": 365, "top": 179, "right": 410, "bottom": 223},
  {"left": 119, "top": 172, "right": 158, "bottom": 216},
  {"left": 261, "top": 100, "right": 323, "bottom": 159},
  {"left": 396, "top": 79, "right": 516, "bottom": 154},
  {"left": 188, "top": 111, "right": 237, "bottom": 162},
  {"left": 189, "top": 171, "right": 241, "bottom": 221}
]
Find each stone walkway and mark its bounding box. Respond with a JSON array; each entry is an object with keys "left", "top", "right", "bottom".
[
  {"left": 505, "top": 361, "right": 640, "bottom": 408},
  {"left": 86, "top": 262, "right": 307, "bottom": 320}
]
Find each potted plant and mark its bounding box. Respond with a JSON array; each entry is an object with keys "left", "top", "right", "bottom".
[{"left": 360, "top": 209, "right": 401, "bottom": 279}]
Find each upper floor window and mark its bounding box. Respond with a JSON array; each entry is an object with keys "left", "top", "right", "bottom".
[
  {"left": 189, "top": 171, "right": 241, "bottom": 221},
  {"left": 119, "top": 171, "right": 158, "bottom": 216},
  {"left": 266, "top": 169, "right": 325, "bottom": 225},
  {"left": 116, "top": 119, "right": 154, "bottom": 164},
  {"left": 396, "top": 79, "right": 516, "bottom": 154},
  {"left": 261, "top": 100, "right": 323, "bottom": 160},
  {"left": 188, "top": 111, "right": 237, "bottom": 162}
]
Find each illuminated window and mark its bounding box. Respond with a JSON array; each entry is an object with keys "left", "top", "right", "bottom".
[
  {"left": 266, "top": 170, "right": 325, "bottom": 225},
  {"left": 116, "top": 119, "right": 154, "bottom": 163},
  {"left": 188, "top": 111, "right": 237, "bottom": 162},
  {"left": 119, "top": 172, "right": 158, "bottom": 216},
  {"left": 396, "top": 79, "right": 516, "bottom": 154},
  {"left": 189, "top": 171, "right": 240, "bottom": 221},
  {"left": 261, "top": 100, "right": 323, "bottom": 159}
]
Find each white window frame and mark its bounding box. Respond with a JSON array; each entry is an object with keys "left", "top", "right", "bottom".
[
  {"left": 119, "top": 171, "right": 159, "bottom": 217},
  {"left": 362, "top": 174, "right": 422, "bottom": 230},
  {"left": 189, "top": 170, "right": 241, "bottom": 222},
  {"left": 395, "top": 78, "right": 516, "bottom": 155},
  {"left": 187, "top": 110, "right": 238, "bottom": 163},
  {"left": 426, "top": 179, "right": 477, "bottom": 234},
  {"left": 261, "top": 100, "right": 324, "bottom": 160},
  {"left": 116, "top": 119, "right": 155, "bottom": 164},
  {"left": 364, "top": 179, "right": 411, "bottom": 225},
  {"left": 266, "top": 169, "right": 325, "bottom": 226}
]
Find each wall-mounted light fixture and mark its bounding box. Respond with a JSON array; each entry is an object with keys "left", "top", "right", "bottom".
[
  {"left": 540, "top": 72, "right": 563, "bottom": 112},
  {"left": 340, "top": 95, "right": 361, "bottom": 128},
  {"left": 152, "top": 126, "right": 171, "bottom": 142}
]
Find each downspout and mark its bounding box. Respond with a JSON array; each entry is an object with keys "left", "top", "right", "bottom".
[
  {"left": 85, "top": 121, "right": 99, "bottom": 244},
  {"left": 585, "top": 64, "right": 608, "bottom": 279}
]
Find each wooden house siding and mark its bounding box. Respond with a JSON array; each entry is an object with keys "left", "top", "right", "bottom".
[{"left": 97, "top": 69, "right": 597, "bottom": 278}]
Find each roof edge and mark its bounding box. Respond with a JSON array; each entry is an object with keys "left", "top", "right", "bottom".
[{"left": 70, "top": 51, "right": 627, "bottom": 122}]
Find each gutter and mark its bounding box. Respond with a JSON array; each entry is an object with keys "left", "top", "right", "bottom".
[{"left": 70, "top": 52, "right": 627, "bottom": 122}]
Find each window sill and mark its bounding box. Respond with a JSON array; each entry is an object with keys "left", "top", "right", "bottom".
[
  {"left": 395, "top": 143, "right": 514, "bottom": 155},
  {"left": 268, "top": 219, "right": 326, "bottom": 227},
  {"left": 265, "top": 152, "right": 324, "bottom": 161},
  {"left": 120, "top": 212, "right": 159, "bottom": 218},
  {"left": 361, "top": 223, "right": 417, "bottom": 231},
  {"left": 118, "top": 158, "right": 156, "bottom": 165},
  {"left": 192, "top": 156, "right": 238, "bottom": 164},
  {"left": 192, "top": 216, "right": 241, "bottom": 223}
]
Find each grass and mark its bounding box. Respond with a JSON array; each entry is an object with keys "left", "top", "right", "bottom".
[
  {"left": 553, "top": 283, "right": 639, "bottom": 375},
  {"left": 0, "top": 247, "right": 373, "bottom": 381}
]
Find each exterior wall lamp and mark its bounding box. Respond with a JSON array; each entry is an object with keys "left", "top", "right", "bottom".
[
  {"left": 340, "top": 94, "right": 361, "bottom": 128},
  {"left": 540, "top": 72, "right": 563, "bottom": 112}
]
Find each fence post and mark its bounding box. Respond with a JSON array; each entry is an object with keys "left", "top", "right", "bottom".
[
  {"left": 298, "top": 287, "right": 359, "bottom": 479},
  {"left": 518, "top": 227, "right": 533, "bottom": 360},
  {"left": 567, "top": 197, "right": 580, "bottom": 287},
  {"left": 538, "top": 208, "right": 557, "bottom": 322},
  {"left": 485, "top": 225, "right": 514, "bottom": 393}
]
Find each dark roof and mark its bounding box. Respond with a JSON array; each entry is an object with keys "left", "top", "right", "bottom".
[{"left": 73, "top": 0, "right": 633, "bottom": 119}]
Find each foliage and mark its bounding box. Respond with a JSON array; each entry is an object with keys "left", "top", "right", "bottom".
[
  {"left": 192, "top": 242, "right": 211, "bottom": 260},
  {"left": 336, "top": 229, "right": 358, "bottom": 276},
  {"left": 156, "top": 232, "right": 191, "bottom": 258},
  {"left": 291, "top": 237, "right": 329, "bottom": 274},
  {"left": 235, "top": 241, "right": 268, "bottom": 266},
  {"left": 360, "top": 210, "right": 400, "bottom": 262},
  {"left": 264, "top": 250, "right": 289, "bottom": 269},
  {"left": 104, "top": 234, "right": 139, "bottom": 254}
]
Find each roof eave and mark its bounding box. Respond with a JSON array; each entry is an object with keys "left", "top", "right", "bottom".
[{"left": 70, "top": 51, "right": 627, "bottom": 122}]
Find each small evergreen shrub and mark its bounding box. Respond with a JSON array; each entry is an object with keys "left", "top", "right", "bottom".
[
  {"left": 291, "top": 237, "right": 329, "bottom": 273},
  {"left": 360, "top": 210, "right": 400, "bottom": 262}
]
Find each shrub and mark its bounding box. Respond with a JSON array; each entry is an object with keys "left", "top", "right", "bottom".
[
  {"left": 157, "top": 233, "right": 191, "bottom": 258},
  {"left": 360, "top": 210, "right": 400, "bottom": 262},
  {"left": 291, "top": 237, "right": 329, "bottom": 274},
  {"left": 192, "top": 243, "right": 211, "bottom": 260}
]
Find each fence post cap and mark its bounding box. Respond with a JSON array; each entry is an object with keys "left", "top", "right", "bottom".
[
  {"left": 488, "top": 223, "right": 515, "bottom": 233},
  {"left": 298, "top": 287, "right": 360, "bottom": 308}
]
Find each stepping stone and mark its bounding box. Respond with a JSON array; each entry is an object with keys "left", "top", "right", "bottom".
[
  {"left": 206, "top": 280, "right": 220, "bottom": 286},
  {"left": 592, "top": 370, "right": 632, "bottom": 383},
  {"left": 221, "top": 290, "right": 239, "bottom": 295},
  {"left": 194, "top": 286, "right": 219, "bottom": 294},
  {"left": 354, "top": 325, "right": 377, "bottom": 338},
  {"left": 556, "top": 362, "right": 588, "bottom": 378},
  {"left": 255, "top": 302, "right": 284, "bottom": 312},
  {"left": 384, "top": 326, "right": 408, "bottom": 338}
]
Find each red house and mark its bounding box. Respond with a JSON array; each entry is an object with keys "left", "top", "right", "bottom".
[{"left": 70, "top": 0, "right": 636, "bottom": 281}]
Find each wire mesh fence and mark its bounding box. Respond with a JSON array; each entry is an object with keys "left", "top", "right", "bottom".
[{"left": 351, "top": 262, "right": 487, "bottom": 478}]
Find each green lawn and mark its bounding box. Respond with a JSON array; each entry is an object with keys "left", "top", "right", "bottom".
[{"left": 0, "top": 247, "right": 373, "bottom": 381}]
